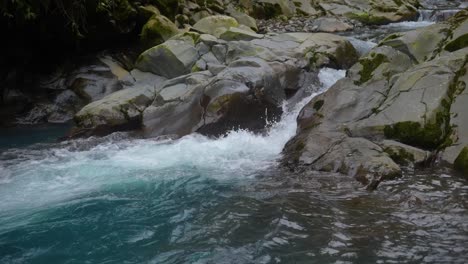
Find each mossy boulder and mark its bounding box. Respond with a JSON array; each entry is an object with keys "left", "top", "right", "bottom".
[
  {"left": 252, "top": 0, "right": 296, "bottom": 19},
  {"left": 379, "top": 23, "right": 451, "bottom": 63},
  {"left": 226, "top": 6, "right": 258, "bottom": 31},
  {"left": 444, "top": 18, "right": 468, "bottom": 52},
  {"left": 72, "top": 85, "right": 155, "bottom": 137},
  {"left": 140, "top": 15, "right": 180, "bottom": 47},
  {"left": 219, "top": 27, "right": 263, "bottom": 41},
  {"left": 192, "top": 15, "right": 239, "bottom": 37},
  {"left": 381, "top": 140, "right": 430, "bottom": 166},
  {"left": 135, "top": 39, "right": 200, "bottom": 78},
  {"left": 137, "top": 5, "right": 161, "bottom": 20},
  {"left": 289, "top": 33, "right": 359, "bottom": 69}
]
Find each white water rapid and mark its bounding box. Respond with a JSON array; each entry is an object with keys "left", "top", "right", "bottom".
[{"left": 0, "top": 68, "right": 346, "bottom": 215}]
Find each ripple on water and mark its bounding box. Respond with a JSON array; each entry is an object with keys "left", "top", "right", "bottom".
[{"left": 0, "top": 69, "right": 467, "bottom": 263}]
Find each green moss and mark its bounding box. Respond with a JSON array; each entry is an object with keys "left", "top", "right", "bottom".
[
  {"left": 347, "top": 12, "right": 389, "bottom": 25},
  {"left": 313, "top": 100, "right": 324, "bottom": 111},
  {"left": 191, "top": 63, "right": 202, "bottom": 72},
  {"left": 384, "top": 147, "right": 415, "bottom": 165},
  {"left": 253, "top": 3, "right": 283, "bottom": 19},
  {"left": 295, "top": 141, "right": 306, "bottom": 151},
  {"left": 334, "top": 41, "right": 359, "bottom": 69},
  {"left": 140, "top": 15, "right": 179, "bottom": 47},
  {"left": 444, "top": 34, "right": 468, "bottom": 52},
  {"left": 454, "top": 146, "right": 468, "bottom": 175},
  {"left": 355, "top": 53, "right": 389, "bottom": 85},
  {"left": 380, "top": 33, "right": 402, "bottom": 44},
  {"left": 383, "top": 119, "right": 448, "bottom": 150},
  {"left": 97, "top": 0, "right": 137, "bottom": 22}
]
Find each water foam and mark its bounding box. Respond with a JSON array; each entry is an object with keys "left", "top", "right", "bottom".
[{"left": 0, "top": 68, "right": 345, "bottom": 213}]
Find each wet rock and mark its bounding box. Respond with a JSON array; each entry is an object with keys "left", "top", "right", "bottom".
[
  {"left": 454, "top": 147, "right": 468, "bottom": 175},
  {"left": 380, "top": 140, "right": 431, "bottom": 165},
  {"left": 74, "top": 32, "right": 358, "bottom": 138},
  {"left": 72, "top": 85, "right": 156, "bottom": 138},
  {"left": 282, "top": 13, "right": 468, "bottom": 188},
  {"left": 142, "top": 57, "right": 301, "bottom": 138}
]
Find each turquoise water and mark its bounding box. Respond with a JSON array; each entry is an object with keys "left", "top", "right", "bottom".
[
  {"left": 0, "top": 123, "right": 71, "bottom": 150},
  {"left": 0, "top": 69, "right": 467, "bottom": 263}
]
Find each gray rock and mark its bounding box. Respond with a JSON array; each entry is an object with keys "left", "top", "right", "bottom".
[
  {"left": 380, "top": 140, "right": 431, "bottom": 165},
  {"left": 311, "top": 17, "right": 353, "bottom": 33},
  {"left": 192, "top": 15, "right": 239, "bottom": 37},
  {"left": 135, "top": 39, "right": 200, "bottom": 78},
  {"left": 72, "top": 85, "right": 156, "bottom": 137}
]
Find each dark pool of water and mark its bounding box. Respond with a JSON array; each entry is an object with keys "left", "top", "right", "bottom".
[{"left": 0, "top": 123, "right": 71, "bottom": 150}]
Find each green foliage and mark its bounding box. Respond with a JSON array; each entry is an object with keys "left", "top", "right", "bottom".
[{"left": 1, "top": 0, "right": 88, "bottom": 36}]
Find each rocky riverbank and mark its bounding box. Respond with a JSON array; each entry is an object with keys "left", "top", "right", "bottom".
[{"left": 1, "top": 0, "right": 467, "bottom": 188}]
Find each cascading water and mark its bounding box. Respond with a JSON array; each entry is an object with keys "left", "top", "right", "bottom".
[{"left": 1, "top": 66, "right": 467, "bottom": 263}]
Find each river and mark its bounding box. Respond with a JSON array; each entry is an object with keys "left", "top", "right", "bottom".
[{"left": 1, "top": 14, "right": 468, "bottom": 264}]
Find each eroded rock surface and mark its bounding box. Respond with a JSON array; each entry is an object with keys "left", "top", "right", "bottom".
[{"left": 282, "top": 11, "right": 468, "bottom": 187}]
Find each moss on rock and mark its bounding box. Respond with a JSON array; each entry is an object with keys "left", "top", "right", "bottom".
[
  {"left": 140, "top": 14, "right": 180, "bottom": 47},
  {"left": 454, "top": 147, "right": 468, "bottom": 175},
  {"left": 383, "top": 119, "right": 449, "bottom": 150},
  {"left": 355, "top": 53, "right": 388, "bottom": 85}
]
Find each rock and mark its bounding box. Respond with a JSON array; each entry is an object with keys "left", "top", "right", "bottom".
[
  {"left": 380, "top": 10, "right": 467, "bottom": 62},
  {"left": 441, "top": 52, "right": 468, "bottom": 165},
  {"left": 348, "top": 45, "right": 413, "bottom": 86},
  {"left": 226, "top": 7, "right": 258, "bottom": 31},
  {"left": 288, "top": 32, "right": 359, "bottom": 69},
  {"left": 192, "top": 15, "right": 239, "bottom": 37},
  {"left": 444, "top": 11, "right": 468, "bottom": 52},
  {"left": 454, "top": 147, "right": 468, "bottom": 175},
  {"left": 74, "top": 32, "right": 358, "bottom": 138},
  {"left": 283, "top": 131, "right": 401, "bottom": 190},
  {"left": 281, "top": 15, "right": 468, "bottom": 188},
  {"left": 292, "top": 0, "right": 321, "bottom": 16},
  {"left": 350, "top": 48, "right": 467, "bottom": 150},
  {"left": 315, "top": 0, "right": 419, "bottom": 25},
  {"left": 380, "top": 23, "right": 451, "bottom": 63},
  {"left": 140, "top": 14, "right": 180, "bottom": 47},
  {"left": 219, "top": 27, "right": 264, "bottom": 41},
  {"left": 380, "top": 140, "right": 431, "bottom": 165},
  {"left": 252, "top": 0, "right": 296, "bottom": 19},
  {"left": 135, "top": 38, "right": 200, "bottom": 78},
  {"left": 142, "top": 56, "right": 302, "bottom": 138},
  {"left": 311, "top": 17, "right": 353, "bottom": 33},
  {"left": 72, "top": 85, "right": 156, "bottom": 137},
  {"left": 137, "top": 5, "right": 161, "bottom": 20}
]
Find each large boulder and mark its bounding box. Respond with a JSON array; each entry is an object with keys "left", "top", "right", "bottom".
[
  {"left": 192, "top": 15, "right": 240, "bottom": 37},
  {"left": 140, "top": 14, "right": 180, "bottom": 47},
  {"left": 135, "top": 37, "right": 200, "bottom": 78},
  {"left": 142, "top": 57, "right": 302, "bottom": 138},
  {"left": 73, "top": 32, "right": 358, "bottom": 138},
  {"left": 16, "top": 54, "right": 133, "bottom": 124},
  {"left": 72, "top": 85, "right": 156, "bottom": 137},
  {"left": 282, "top": 13, "right": 468, "bottom": 188}
]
